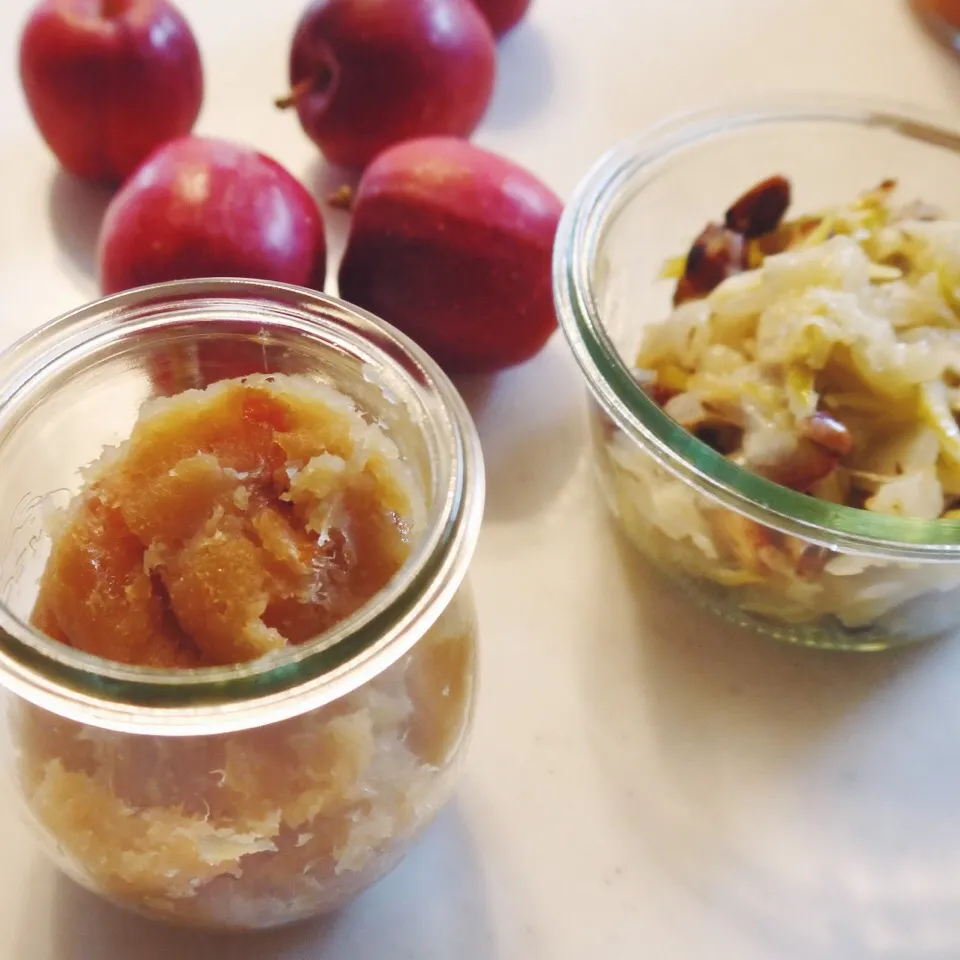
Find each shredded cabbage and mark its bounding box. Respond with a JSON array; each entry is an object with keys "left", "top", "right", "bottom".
[
  {"left": 607, "top": 179, "right": 960, "bottom": 637},
  {"left": 639, "top": 182, "right": 960, "bottom": 516}
]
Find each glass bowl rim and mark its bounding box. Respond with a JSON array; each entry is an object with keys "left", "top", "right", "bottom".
[
  {"left": 0, "top": 278, "right": 485, "bottom": 734},
  {"left": 553, "top": 93, "right": 960, "bottom": 560}
]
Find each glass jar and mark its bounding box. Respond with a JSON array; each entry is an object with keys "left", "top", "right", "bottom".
[
  {"left": 0, "top": 279, "right": 484, "bottom": 929},
  {"left": 553, "top": 98, "right": 960, "bottom": 651}
]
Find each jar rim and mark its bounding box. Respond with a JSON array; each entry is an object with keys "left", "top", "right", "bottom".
[
  {"left": 0, "top": 278, "right": 484, "bottom": 735},
  {"left": 553, "top": 94, "right": 960, "bottom": 561}
]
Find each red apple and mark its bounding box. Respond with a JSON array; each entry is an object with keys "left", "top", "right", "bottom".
[
  {"left": 279, "top": 0, "right": 496, "bottom": 170},
  {"left": 19, "top": 0, "right": 203, "bottom": 184},
  {"left": 338, "top": 137, "right": 562, "bottom": 374},
  {"left": 469, "top": 0, "right": 532, "bottom": 37},
  {"left": 97, "top": 136, "right": 327, "bottom": 294}
]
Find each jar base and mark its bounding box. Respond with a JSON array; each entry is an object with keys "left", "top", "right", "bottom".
[
  {"left": 54, "top": 842, "right": 412, "bottom": 933},
  {"left": 607, "top": 514, "right": 946, "bottom": 653}
]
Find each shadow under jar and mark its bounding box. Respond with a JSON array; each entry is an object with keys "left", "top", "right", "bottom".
[
  {"left": 554, "top": 98, "right": 960, "bottom": 651},
  {"left": 0, "top": 279, "right": 484, "bottom": 929}
]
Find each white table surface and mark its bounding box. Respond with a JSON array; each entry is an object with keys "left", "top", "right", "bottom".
[{"left": 3, "top": 0, "right": 960, "bottom": 957}]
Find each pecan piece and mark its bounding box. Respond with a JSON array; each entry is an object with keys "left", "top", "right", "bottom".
[
  {"left": 673, "top": 224, "right": 746, "bottom": 305},
  {"left": 724, "top": 175, "right": 792, "bottom": 238},
  {"left": 673, "top": 275, "right": 698, "bottom": 307},
  {"left": 761, "top": 442, "right": 840, "bottom": 493},
  {"left": 692, "top": 421, "right": 743, "bottom": 455},
  {"left": 800, "top": 411, "right": 853, "bottom": 457},
  {"left": 795, "top": 544, "right": 837, "bottom": 578},
  {"left": 645, "top": 381, "right": 679, "bottom": 407},
  {"left": 759, "top": 414, "right": 851, "bottom": 493}
]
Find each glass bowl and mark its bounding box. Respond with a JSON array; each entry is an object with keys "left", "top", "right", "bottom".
[
  {"left": 553, "top": 97, "right": 960, "bottom": 651},
  {"left": 0, "top": 278, "right": 484, "bottom": 929}
]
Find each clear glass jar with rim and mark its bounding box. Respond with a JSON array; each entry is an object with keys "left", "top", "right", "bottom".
[
  {"left": 0, "top": 278, "right": 484, "bottom": 930},
  {"left": 553, "top": 97, "right": 960, "bottom": 651}
]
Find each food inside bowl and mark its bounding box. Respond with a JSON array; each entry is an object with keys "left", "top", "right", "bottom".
[
  {"left": 601, "top": 176, "right": 960, "bottom": 636},
  {"left": 643, "top": 174, "right": 960, "bottom": 519}
]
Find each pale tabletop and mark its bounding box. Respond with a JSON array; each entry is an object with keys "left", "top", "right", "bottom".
[{"left": 2, "top": 0, "right": 960, "bottom": 957}]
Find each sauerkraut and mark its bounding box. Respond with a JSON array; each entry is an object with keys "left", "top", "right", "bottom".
[{"left": 604, "top": 177, "right": 960, "bottom": 642}]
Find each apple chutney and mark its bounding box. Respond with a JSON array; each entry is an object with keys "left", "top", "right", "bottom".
[{"left": 0, "top": 281, "right": 484, "bottom": 930}]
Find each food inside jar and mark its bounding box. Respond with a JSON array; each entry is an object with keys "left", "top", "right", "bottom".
[
  {"left": 31, "top": 375, "right": 421, "bottom": 666},
  {"left": 603, "top": 177, "right": 960, "bottom": 634},
  {"left": 642, "top": 175, "right": 960, "bottom": 521},
  {"left": 18, "top": 374, "right": 476, "bottom": 928}
]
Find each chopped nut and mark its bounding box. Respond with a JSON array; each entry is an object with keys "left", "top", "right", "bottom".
[
  {"left": 645, "top": 381, "right": 680, "bottom": 407},
  {"left": 795, "top": 544, "right": 837, "bottom": 578},
  {"left": 724, "top": 175, "right": 792, "bottom": 238},
  {"left": 674, "top": 224, "right": 746, "bottom": 305},
  {"left": 693, "top": 422, "right": 743, "bottom": 455},
  {"left": 761, "top": 442, "right": 841, "bottom": 493},
  {"left": 800, "top": 411, "right": 853, "bottom": 457},
  {"left": 759, "top": 411, "right": 852, "bottom": 493},
  {"left": 672, "top": 275, "right": 698, "bottom": 306}
]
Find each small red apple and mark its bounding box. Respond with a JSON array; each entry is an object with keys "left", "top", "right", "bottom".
[
  {"left": 19, "top": 0, "right": 203, "bottom": 184},
  {"left": 279, "top": 0, "right": 496, "bottom": 170},
  {"left": 469, "top": 0, "right": 532, "bottom": 37},
  {"left": 97, "top": 136, "right": 327, "bottom": 294},
  {"left": 338, "top": 137, "right": 562, "bottom": 374}
]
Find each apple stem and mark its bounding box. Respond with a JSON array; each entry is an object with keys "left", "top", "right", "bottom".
[
  {"left": 327, "top": 186, "right": 355, "bottom": 211},
  {"left": 274, "top": 78, "right": 315, "bottom": 111}
]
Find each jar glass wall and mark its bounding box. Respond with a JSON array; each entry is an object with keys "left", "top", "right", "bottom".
[
  {"left": 554, "top": 99, "right": 960, "bottom": 650},
  {"left": 0, "top": 279, "right": 484, "bottom": 929}
]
